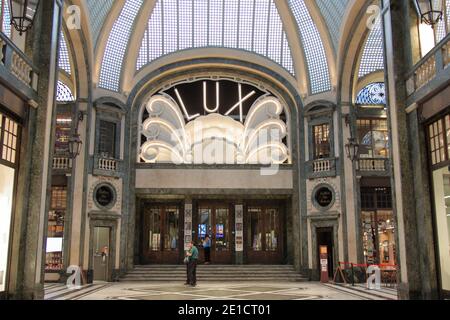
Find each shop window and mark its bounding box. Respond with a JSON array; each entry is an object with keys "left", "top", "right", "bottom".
[
  {"left": 45, "top": 187, "right": 67, "bottom": 271},
  {"left": 0, "top": 111, "right": 19, "bottom": 292},
  {"left": 431, "top": 167, "right": 450, "bottom": 292},
  {"left": 98, "top": 120, "right": 117, "bottom": 158},
  {"left": 428, "top": 115, "right": 450, "bottom": 166},
  {"left": 313, "top": 123, "right": 330, "bottom": 159},
  {"left": 357, "top": 118, "right": 389, "bottom": 158},
  {"left": 361, "top": 187, "right": 396, "bottom": 265}
]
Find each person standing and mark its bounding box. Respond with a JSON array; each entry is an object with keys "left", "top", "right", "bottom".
[
  {"left": 203, "top": 235, "right": 211, "bottom": 264},
  {"left": 185, "top": 241, "right": 199, "bottom": 287}
]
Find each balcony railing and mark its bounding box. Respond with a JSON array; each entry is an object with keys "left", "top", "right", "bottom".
[
  {"left": 52, "top": 156, "right": 72, "bottom": 170},
  {"left": 307, "top": 158, "right": 337, "bottom": 178},
  {"left": 356, "top": 158, "right": 389, "bottom": 172},
  {"left": 93, "top": 155, "right": 122, "bottom": 176},
  {"left": 407, "top": 34, "right": 450, "bottom": 96},
  {"left": 0, "top": 32, "right": 38, "bottom": 96},
  {"left": 312, "top": 159, "right": 331, "bottom": 172}
]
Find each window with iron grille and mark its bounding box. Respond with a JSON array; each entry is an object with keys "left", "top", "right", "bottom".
[
  {"left": 98, "top": 120, "right": 116, "bottom": 158},
  {"left": 313, "top": 123, "right": 330, "bottom": 159}
]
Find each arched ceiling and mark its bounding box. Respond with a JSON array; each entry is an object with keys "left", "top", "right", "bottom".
[{"left": 82, "top": 0, "right": 356, "bottom": 97}]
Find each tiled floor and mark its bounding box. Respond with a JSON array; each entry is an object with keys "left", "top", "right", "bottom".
[{"left": 44, "top": 281, "right": 395, "bottom": 300}]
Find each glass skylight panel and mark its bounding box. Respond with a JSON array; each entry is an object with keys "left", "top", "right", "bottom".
[
  {"left": 193, "top": 0, "right": 208, "bottom": 47},
  {"left": 178, "top": 0, "right": 193, "bottom": 50},
  {"left": 163, "top": 0, "right": 178, "bottom": 55},
  {"left": 2, "top": 1, "right": 11, "bottom": 37},
  {"left": 56, "top": 81, "right": 75, "bottom": 102},
  {"left": 358, "top": 18, "right": 384, "bottom": 79},
  {"left": 148, "top": 1, "right": 163, "bottom": 61},
  {"left": 135, "top": 0, "right": 295, "bottom": 76},
  {"left": 238, "top": 0, "right": 254, "bottom": 51},
  {"left": 99, "top": 0, "right": 143, "bottom": 91},
  {"left": 267, "top": 1, "right": 283, "bottom": 64},
  {"left": 289, "top": 0, "right": 331, "bottom": 94},
  {"left": 253, "top": 0, "right": 270, "bottom": 56},
  {"left": 58, "top": 32, "right": 72, "bottom": 75},
  {"left": 209, "top": 0, "right": 223, "bottom": 46},
  {"left": 223, "top": 0, "right": 238, "bottom": 48},
  {"left": 86, "top": 0, "right": 115, "bottom": 45}
]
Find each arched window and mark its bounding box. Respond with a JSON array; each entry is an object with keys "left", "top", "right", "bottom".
[
  {"left": 356, "top": 83, "right": 386, "bottom": 105},
  {"left": 56, "top": 81, "right": 75, "bottom": 102}
]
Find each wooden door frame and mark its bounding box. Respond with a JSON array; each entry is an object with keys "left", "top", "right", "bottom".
[
  {"left": 140, "top": 201, "right": 184, "bottom": 264},
  {"left": 244, "top": 200, "right": 285, "bottom": 264},
  {"left": 195, "top": 200, "right": 235, "bottom": 264}
]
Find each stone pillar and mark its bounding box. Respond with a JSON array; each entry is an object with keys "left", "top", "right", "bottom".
[
  {"left": 184, "top": 202, "right": 193, "bottom": 251},
  {"left": 234, "top": 204, "right": 244, "bottom": 264},
  {"left": 381, "top": 0, "right": 439, "bottom": 299},
  {"left": 11, "top": 0, "right": 63, "bottom": 299},
  {"left": 341, "top": 106, "right": 360, "bottom": 264}
]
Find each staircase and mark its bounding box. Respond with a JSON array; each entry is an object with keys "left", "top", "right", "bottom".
[{"left": 120, "top": 265, "right": 309, "bottom": 282}]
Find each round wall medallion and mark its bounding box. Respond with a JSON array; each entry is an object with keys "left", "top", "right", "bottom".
[
  {"left": 93, "top": 183, "right": 116, "bottom": 210},
  {"left": 312, "top": 184, "right": 335, "bottom": 211}
]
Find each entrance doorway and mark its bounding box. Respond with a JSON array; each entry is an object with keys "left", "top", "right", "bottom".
[
  {"left": 246, "top": 204, "right": 284, "bottom": 264},
  {"left": 316, "top": 227, "right": 334, "bottom": 278},
  {"left": 93, "top": 227, "right": 110, "bottom": 281},
  {"left": 142, "top": 204, "right": 183, "bottom": 264},
  {"left": 196, "top": 203, "right": 233, "bottom": 264}
]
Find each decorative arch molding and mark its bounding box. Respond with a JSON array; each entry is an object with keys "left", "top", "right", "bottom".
[
  {"left": 94, "top": 97, "right": 128, "bottom": 113},
  {"left": 355, "top": 71, "right": 385, "bottom": 96},
  {"left": 304, "top": 100, "right": 336, "bottom": 119},
  {"left": 338, "top": 0, "right": 375, "bottom": 104},
  {"left": 127, "top": 48, "right": 298, "bottom": 95},
  {"left": 61, "top": 1, "right": 94, "bottom": 100},
  {"left": 127, "top": 58, "right": 303, "bottom": 117},
  {"left": 126, "top": 61, "right": 304, "bottom": 170}
]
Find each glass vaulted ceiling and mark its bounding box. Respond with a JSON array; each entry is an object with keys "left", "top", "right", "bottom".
[
  {"left": 97, "top": 0, "right": 347, "bottom": 95},
  {"left": 136, "top": 0, "right": 294, "bottom": 76}
]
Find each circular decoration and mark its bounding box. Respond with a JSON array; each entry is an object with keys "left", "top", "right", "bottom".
[
  {"left": 93, "top": 183, "right": 117, "bottom": 210},
  {"left": 312, "top": 184, "right": 335, "bottom": 211}
]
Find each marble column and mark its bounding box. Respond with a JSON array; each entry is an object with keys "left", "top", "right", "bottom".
[
  {"left": 381, "top": 0, "right": 439, "bottom": 299},
  {"left": 8, "top": 0, "right": 63, "bottom": 299}
]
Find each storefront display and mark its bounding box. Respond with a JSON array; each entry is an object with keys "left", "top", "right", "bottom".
[
  {"left": 427, "top": 114, "right": 450, "bottom": 293},
  {"left": 0, "top": 112, "right": 20, "bottom": 293},
  {"left": 45, "top": 187, "right": 67, "bottom": 272}
]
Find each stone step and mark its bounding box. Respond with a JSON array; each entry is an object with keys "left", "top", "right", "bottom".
[{"left": 120, "top": 264, "right": 309, "bottom": 282}]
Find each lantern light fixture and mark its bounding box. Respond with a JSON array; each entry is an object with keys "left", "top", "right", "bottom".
[
  {"left": 9, "top": 0, "right": 40, "bottom": 36},
  {"left": 414, "top": 0, "right": 444, "bottom": 26}
]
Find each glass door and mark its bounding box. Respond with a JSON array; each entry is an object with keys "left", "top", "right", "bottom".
[
  {"left": 246, "top": 205, "right": 283, "bottom": 264},
  {"left": 142, "top": 204, "right": 182, "bottom": 264},
  {"left": 197, "top": 203, "right": 233, "bottom": 264}
]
